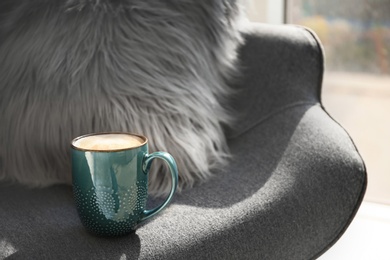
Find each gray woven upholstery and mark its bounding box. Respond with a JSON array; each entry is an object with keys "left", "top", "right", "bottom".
[{"left": 0, "top": 23, "right": 367, "bottom": 260}]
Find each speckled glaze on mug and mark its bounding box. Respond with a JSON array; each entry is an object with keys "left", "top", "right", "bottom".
[{"left": 71, "top": 132, "right": 178, "bottom": 237}]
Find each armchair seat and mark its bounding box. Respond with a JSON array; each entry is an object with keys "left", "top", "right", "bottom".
[{"left": 0, "top": 23, "right": 367, "bottom": 259}]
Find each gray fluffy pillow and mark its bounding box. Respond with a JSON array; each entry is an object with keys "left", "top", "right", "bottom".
[{"left": 0, "top": 0, "right": 244, "bottom": 196}]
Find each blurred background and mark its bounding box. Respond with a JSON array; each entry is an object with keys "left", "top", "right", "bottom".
[{"left": 246, "top": 0, "right": 390, "bottom": 206}]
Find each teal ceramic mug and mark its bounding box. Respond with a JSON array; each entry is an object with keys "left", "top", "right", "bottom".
[{"left": 71, "top": 132, "right": 178, "bottom": 236}]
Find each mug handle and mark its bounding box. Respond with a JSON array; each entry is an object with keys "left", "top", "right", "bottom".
[{"left": 139, "top": 151, "right": 178, "bottom": 222}]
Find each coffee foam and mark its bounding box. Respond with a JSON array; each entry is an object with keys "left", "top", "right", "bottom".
[{"left": 73, "top": 134, "right": 145, "bottom": 151}]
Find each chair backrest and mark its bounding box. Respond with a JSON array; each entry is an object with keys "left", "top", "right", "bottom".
[{"left": 227, "top": 23, "right": 324, "bottom": 138}]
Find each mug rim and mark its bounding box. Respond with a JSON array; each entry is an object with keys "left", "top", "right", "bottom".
[{"left": 71, "top": 132, "right": 148, "bottom": 152}]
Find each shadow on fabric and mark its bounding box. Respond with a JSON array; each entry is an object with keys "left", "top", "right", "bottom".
[{"left": 0, "top": 185, "right": 141, "bottom": 259}]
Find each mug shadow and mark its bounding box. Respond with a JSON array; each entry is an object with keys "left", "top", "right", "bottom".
[
  {"left": 7, "top": 232, "right": 141, "bottom": 260},
  {"left": 0, "top": 185, "right": 141, "bottom": 260}
]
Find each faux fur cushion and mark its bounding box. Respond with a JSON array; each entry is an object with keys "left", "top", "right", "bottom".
[{"left": 0, "top": 0, "right": 244, "bottom": 196}]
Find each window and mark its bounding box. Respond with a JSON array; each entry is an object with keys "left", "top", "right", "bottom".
[
  {"left": 247, "top": 0, "right": 390, "bottom": 205},
  {"left": 287, "top": 0, "right": 390, "bottom": 74},
  {"left": 245, "top": 0, "right": 285, "bottom": 24}
]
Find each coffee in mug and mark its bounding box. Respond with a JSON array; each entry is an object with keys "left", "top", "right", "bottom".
[
  {"left": 71, "top": 132, "right": 178, "bottom": 237},
  {"left": 72, "top": 133, "right": 145, "bottom": 151}
]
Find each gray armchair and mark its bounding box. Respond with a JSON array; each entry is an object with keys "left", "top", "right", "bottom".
[{"left": 0, "top": 23, "right": 367, "bottom": 259}]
